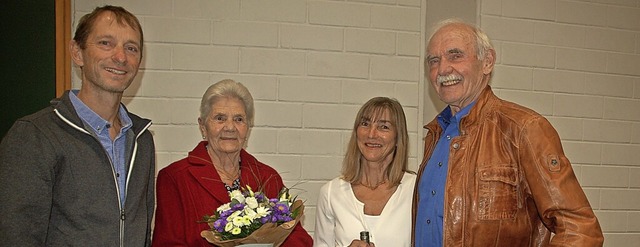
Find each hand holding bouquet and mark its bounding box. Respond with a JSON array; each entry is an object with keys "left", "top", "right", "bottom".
[{"left": 201, "top": 185, "right": 304, "bottom": 247}]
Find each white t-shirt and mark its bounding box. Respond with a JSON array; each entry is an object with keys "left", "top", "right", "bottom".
[{"left": 313, "top": 172, "right": 416, "bottom": 247}]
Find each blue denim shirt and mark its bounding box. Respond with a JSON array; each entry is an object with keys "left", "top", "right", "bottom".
[
  {"left": 69, "top": 90, "right": 132, "bottom": 207},
  {"left": 415, "top": 102, "right": 475, "bottom": 247}
]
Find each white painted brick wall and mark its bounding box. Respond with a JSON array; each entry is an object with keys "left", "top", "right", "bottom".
[
  {"left": 557, "top": 1, "right": 608, "bottom": 26},
  {"left": 279, "top": 78, "right": 342, "bottom": 103},
  {"left": 584, "top": 74, "right": 635, "bottom": 98},
  {"left": 501, "top": 43, "right": 556, "bottom": 68},
  {"left": 146, "top": 17, "right": 211, "bottom": 44},
  {"left": 534, "top": 22, "right": 585, "bottom": 48},
  {"left": 345, "top": 29, "right": 396, "bottom": 54},
  {"left": 70, "top": 0, "right": 640, "bottom": 244},
  {"left": 307, "top": 53, "right": 370, "bottom": 78},
  {"left": 281, "top": 25, "right": 344, "bottom": 51},
  {"left": 241, "top": 49, "right": 306, "bottom": 75},
  {"left": 370, "top": 5, "right": 421, "bottom": 31},
  {"left": 214, "top": 22, "right": 279, "bottom": 47},
  {"left": 173, "top": 45, "right": 240, "bottom": 72},
  {"left": 308, "top": 1, "right": 371, "bottom": 27},
  {"left": 502, "top": 0, "right": 556, "bottom": 20}
]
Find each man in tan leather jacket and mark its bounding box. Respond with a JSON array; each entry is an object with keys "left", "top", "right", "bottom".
[{"left": 412, "top": 19, "right": 604, "bottom": 247}]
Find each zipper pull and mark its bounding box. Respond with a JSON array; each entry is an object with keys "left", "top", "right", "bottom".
[{"left": 120, "top": 210, "right": 126, "bottom": 221}]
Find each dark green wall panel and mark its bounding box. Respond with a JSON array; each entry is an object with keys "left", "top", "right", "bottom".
[{"left": 1, "top": 1, "right": 56, "bottom": 138}]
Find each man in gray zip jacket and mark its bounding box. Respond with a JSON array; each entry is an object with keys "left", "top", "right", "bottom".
[{"left": 0, "top": 5, "right": 155, "bottom": 246}]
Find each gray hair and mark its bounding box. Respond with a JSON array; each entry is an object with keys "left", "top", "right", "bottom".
[
  {"left": 428, "top": 18, "right": 494, "bottom": 61},
  {"left": 199, "top": 79, "right": 255, "bottom": 127}
]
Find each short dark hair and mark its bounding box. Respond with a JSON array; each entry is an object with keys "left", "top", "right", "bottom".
[{"left": 73, "top": 5, "right": 143, "bottom": 53}]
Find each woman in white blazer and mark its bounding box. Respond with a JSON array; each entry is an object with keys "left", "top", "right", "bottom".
[{"left": 314, "top": 97, "right": 416, "bottom": 247}]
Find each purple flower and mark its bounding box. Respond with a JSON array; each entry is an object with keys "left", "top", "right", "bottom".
[
  {"left": 274, "top": 203, "right": 290, "bottom": 214},
  {"left": 232, "top": 203, "right": 245, "bottom": 211},
  {"left": 213, "top": 219, "right": 227, "bottom": 232},
  {"left": 202, "top": 185, "right": 300, "bottom": 241},
  {"left": 260, "top": 217, "right": 270, "bottom": 224},
  {"left": 220, "top": 210, "right": 232, "bottom": 218}
]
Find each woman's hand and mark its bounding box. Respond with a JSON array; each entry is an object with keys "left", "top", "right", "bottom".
[{"left": 347, "top": 239, "right": 375, "bottom": 247}]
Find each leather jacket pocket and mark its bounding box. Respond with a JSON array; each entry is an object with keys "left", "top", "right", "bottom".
[{"left": 477, "top": 165, "right": 518, "bottom": 220}]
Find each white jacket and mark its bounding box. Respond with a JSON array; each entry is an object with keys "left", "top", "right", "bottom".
[{"left": 314, "top": 173, "right": 416, "bottom": 247}]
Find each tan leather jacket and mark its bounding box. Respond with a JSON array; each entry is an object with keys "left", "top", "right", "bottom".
[{"left": 412, "top": 86, "right": 604, "bottom": 246}]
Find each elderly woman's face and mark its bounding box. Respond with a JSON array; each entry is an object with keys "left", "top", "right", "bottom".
[
  {"left": 199, "top": 97, "right": 248, "bottom": 155},
  {"left": 356, "top": 109, "right": 397, "bottom": 165}
]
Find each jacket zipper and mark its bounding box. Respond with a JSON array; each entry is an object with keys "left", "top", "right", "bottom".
[{"left": 55, "top": 109, "right": 151, "bottom": 247}]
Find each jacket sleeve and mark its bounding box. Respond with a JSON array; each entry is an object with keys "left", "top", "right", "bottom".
[
  {"left": 519, "top": 116, "right": 604, "bottom": 246},
  {"left": 151, "top": 169, "right": 190, "bottom": 247},
  {"left": 0, "top": 120, "right": 56, "bottom": 246},
  {"left": 284, "top": 218, "right": 314, "bottom": 247},
  {"left": 313, "top": 181, "right": 334, "bottom": 247}
]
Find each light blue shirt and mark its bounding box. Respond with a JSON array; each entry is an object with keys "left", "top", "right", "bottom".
[
  {"left": 415, "top": 102, "right": 474, "bottom": 247},
  {"left": 69, "top": 90, "right": 132, "bottom": 207}
]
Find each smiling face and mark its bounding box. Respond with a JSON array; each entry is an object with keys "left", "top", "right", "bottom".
[
  {"left": 199, "top": 96, "right": 249, "bottom": 157},
  {"left": 426, "top": 23, "right": 495, "bottom": 114},
  {"left": 356, "top": 109, "right": 397, "bottom": 166},
  {"left": 71, "top": 11, "right": 142, "bottom": 94}
]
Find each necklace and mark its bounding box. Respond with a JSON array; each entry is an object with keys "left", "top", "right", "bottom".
[
  {"left": 360, "top": 179, "right": 387, "bottom": 190},
  {"left": 215, "top": 166, "right": 240, "bottom": 180},
  {"left": 205, "top": 145, "right": 241, "bottom": 181}
]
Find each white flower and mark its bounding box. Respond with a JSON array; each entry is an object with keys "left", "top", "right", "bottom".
[
  {"left": 203, "top": 184, "right": 301, "bottom": 241},
  {"left": 245, "top": 197, "right": 259, "bottom": 209},
  {"left": 244, "top": 207, "right": 257, "bottom": 220},
  {"left": 242, "top": 215, "right": 252, "bottom": 225},
  {"left": 228, "top": 210, "right": 243, "bottom": 221},
  {"left": 225, "top": 222, "right": 234, "bottom": 232},
  {"left": 279, "top": 190, "right": 290, "bottom": 202},
  {"left": 216, "top": 203, "right": 231, "bottom": 213},
  {"left": 256, "top": 206, "right": 270, "bottom": 218},
  {"left": 232, "top": 216, "right": 246, "bottom": 227},
  {"left": 246, "top": 185, "right": 255, "bottom": 197},
  {"left": 229, "top": 190, "right": 245, "bottom": 203}
]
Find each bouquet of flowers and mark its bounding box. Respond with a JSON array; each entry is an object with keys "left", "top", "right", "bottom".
[{"left": 200, "top": 185, "right": 304, "bottom": 247}]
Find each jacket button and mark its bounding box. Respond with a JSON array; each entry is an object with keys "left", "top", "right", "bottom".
[
  {"left": 427, "top": 219, "right": 431, "bottom": 224},
  {"left": 452, "top": 143, "right": 460, "bottom": 149}
]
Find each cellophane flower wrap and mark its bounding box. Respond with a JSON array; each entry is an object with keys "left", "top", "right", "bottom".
[{"left": 200, "top": 185, "right": 304, "bottom": 247}]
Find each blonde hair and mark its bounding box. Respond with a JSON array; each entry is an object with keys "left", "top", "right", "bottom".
[{"left": 341, "top": 97, "right": 410, "bottom": 186}]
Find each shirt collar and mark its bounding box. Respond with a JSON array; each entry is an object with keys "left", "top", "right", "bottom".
[
  {"left": 69, "top": 90, "right": 133, "bottom": 134},
  {"left": 437, "top": 101, "right": 476, "bottom": 129}
]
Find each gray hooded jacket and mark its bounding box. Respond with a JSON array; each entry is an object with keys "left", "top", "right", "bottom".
[{"left": 0, "top": 91, "right": 155, "bottom": 246}]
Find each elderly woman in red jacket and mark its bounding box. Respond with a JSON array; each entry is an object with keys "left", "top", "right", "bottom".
[{"left": 152, "top": 79, "right": 313, "bottom": 246}]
